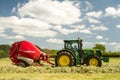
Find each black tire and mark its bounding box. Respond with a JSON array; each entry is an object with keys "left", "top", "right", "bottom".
[
  {"left": 86, "top": 56, "right": 102, "bottom": 67},
  {"left": 17, "top": 62, "right": 26, "bottom": 67},
  {"left": 17, "top": 60, "right": 30, "bottom": 67},
  {"left": 55, "top": 51, "right": 74, "bottom": 67}
]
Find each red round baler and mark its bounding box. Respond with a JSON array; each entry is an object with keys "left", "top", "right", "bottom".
[{"left": 9, "top": 40, "right": 53, "bottom": 67}]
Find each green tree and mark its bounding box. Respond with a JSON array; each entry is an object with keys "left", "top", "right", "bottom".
[
  {"left": 93, "top": 44, "right": 106, "bottom": 52},
  {"left": 0, "top": 45, "right": 10, "bottom": 58}
]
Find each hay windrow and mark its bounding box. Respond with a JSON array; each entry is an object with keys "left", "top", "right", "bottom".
[{"left": 0, "top": 63, "right": 120, "bottom": 73}]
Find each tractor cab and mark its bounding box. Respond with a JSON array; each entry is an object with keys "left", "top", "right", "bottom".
[{"left": 63, "top": 38, "right": 83, "bottom": 54}]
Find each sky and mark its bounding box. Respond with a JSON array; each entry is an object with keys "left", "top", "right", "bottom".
[{"left": 0, "top": 0, "right": 120, "bottom": 51}]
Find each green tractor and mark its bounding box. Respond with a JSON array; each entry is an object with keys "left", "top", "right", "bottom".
[{"left": 55, "top": 38, "right": 109, "bottom": 67}]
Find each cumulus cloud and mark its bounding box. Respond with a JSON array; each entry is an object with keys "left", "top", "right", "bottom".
[
  {"left": 53, "top": 25, "right": 92, "bottom": 35},
  {"left": 83, "top": 41, "right": 94, "bottom": 48},
  {"left": 82, "top": 1, "right": 93, "bottom": 11},
  {"left": 116, "top": 25, "right": 120, "bottom": 28},
  {"left": 90, "top": 25, "right": 109, "bottom": 31},
  {"left": 114, "top": 45, "right": 120, "bottom": 51},
  {"left": 86, "top": 10, "right": 103, "bottom": 18},
  {"left": 96, "top": 35, "right": 103, "bottom": 40},
  {"left": 107, "top": 42, "right": 120, "bottom": 51},
  {"left": 46, "top": 38, "right": 63, "bottom": 44},
  {"left": 2, "top": 0, "right": 82, "bottom": 38},
  {"left": 0, "top": 16, "right": 57, "bottom": 37},
  {"left": 52, "top": 25, "right": 79, "bottom": 35},
  {"left": 85, "top": 11, "right": 103, "bottom": 24},
  {"left": 79, "top": 29, "right": 92, "bottom": 34},
  {"left": 109, "top": 42, "right": 117, "bottom": 45},
  {"left": 71, "top": 25, "right": 85, "bottom": 29},
  {"left": 0, "top": 25, "right": 5, "bottom": 33},
  {"left": 0, "top": 33, "right": 25, "bottom": 40},
  {"left": 105, "top": 7, "right": 120, "bottom": 17},
  {"left": 18, "top": 0, "right": 81, "bottom": 25},
  {"left": 71, "top": 25, "right": 92, "bottom": 34},
  {"left": 87, "top": 17, "right": 101, "bottom": 23}
]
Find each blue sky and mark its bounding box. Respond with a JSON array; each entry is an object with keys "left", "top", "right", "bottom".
[{"left": 0, "top": 0, "right": 120, "bottom": 51}]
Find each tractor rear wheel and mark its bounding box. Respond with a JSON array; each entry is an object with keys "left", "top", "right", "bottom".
[
  {"left": 86, "top": 56, "right": 102, "bottom": 67},
  {"left": 55, "top": 51, "right": 74, "bottom": 67}
]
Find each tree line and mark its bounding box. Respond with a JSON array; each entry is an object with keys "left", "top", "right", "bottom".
[
  {"left": 0, "top": 44, "right": 120, "bottom": 58},
  {"left": 0, "top": 45, "right": 10, "bottom": 58},
  {"left": 93, "top": 44, "right": 120, "bottom": 57}
]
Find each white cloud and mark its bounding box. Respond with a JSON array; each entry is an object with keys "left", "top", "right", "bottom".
[
  {"left": 79, "top": 29, "right": 92, "bottom": 34},
  {"left": 90, "top": 25, "right": 109, "bottom": 31},
  {"left": 106, "top": 42, "right": 120, "bottom": 51},
  {"left": 46, "top": 38, "right": 63, "bottom": 44},
  {"left": 7, "top": 35, "right": 25, "bottom": 40},
  {"left": 83, "top": 1, "right": 93, "bottom": 11},
  {"left": 0, "top": 25, "right": 5, "bottom": 33},
  {"left": 18, "top": 0, "right": 81, "bottom": 25},
  {"left": 0, "top": 16, "right": 57, "bottom": 37},
  {"left": 105, "top": 7, "right": 120, "bottom": 17},
  {"left": 96, "top": 35, "right": 103, "bottom": 40},
  {"left": 87, "top": 17, "right": 101, "bottom": 23},
  {"left": 109, "top": 42, "right": 117, "bottom": 45},
  {"left": 73, "top": 1, "right": 81, "bottom": 8},
  {"left": 53, "top": 25, "right": 92, "bottom": 35},
  {"left": 0, "top": 34, "right": 7, "bottom": 37},
  {"left": 72, "top": 24, "right": 92, "bottom": 34},
  {"left": 86, "top": 10, "right": 103, "bottom": 18},
  {"left": 118, "top": 4, "right": 120, "bottom": 8},
  {"left": 71, "top": 25, "right": 85, "bottom": 29},
  {"left": 105, "top": 38, "right": 109, "bottom": 41},
  {"left": 53, "top": 25, "right": 79, "bottom": 35},
  {"left": 0, "top": 33, "right": 25, "bottom": 40},
  {"left": 116, "top": 25, "right": 120, "bottom": 28},
  {"left": 83, "top": 41, "right": 94, "bottom": 48},
  {"left": 114, "top": 45, "right": 120, "bottom": 51}
]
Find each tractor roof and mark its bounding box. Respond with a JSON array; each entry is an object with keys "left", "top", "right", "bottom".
[{"left": 64, "top": 38, "right": 82, "bottom": 43}]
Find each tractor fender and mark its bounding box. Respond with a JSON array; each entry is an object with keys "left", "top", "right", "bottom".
[
  {"left": 84, "top": 54, "right": 100, "bottom": 63},
  {"left": 85, "top": 54, "right": 99, "bottom": 60},
  {"left": 57, "top": 49, "right": 74, "bottom": 56},
  {"left": 88, "top": 54, "right": 99, "bottom": 59},
  {"left": 17, "top": 56, "right": 34, "bottom": 65}
]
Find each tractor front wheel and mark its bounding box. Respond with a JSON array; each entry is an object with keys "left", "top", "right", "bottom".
[
  {"left": 55, "top": 51, "right": 74, "bottom": 67},
  {"left": 86, "top": 56, "right": 102, "bottom": 67}
]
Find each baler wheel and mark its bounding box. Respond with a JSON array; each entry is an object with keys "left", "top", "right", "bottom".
[
  {"left": 17, "top": 62, "right": 26, "bottom": 67},
  {"left": 17, "top": 61, "right": 30, "bottom": 67}
]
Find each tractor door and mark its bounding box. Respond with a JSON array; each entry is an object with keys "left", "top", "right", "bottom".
[{"left": 78, "top": 39, "right": 83, "bottom": 64}]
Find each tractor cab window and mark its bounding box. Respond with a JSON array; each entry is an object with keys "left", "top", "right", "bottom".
[
  {"left": 65, "top": 42, "right": 78, "bottom": 50},
  {"left": 65, "top": 42, "right": 72, "bottom": 49},
  {"left": 72, "top": 43, "right": 78, "bottom": 50}
]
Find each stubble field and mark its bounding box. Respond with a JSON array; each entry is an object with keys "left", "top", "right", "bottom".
[{"left": 0, "top": 58, "right": 120, "bottom": 80}]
